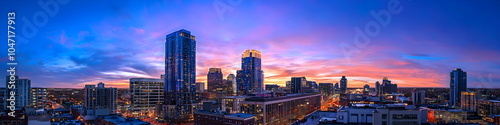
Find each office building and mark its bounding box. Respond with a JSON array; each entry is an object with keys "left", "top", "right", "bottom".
[
  {"left": 290, "top": 77, "right": 307, "bottom": 93},
  {"left": 237, "top": 50, "right": 264, "bottom": 95},
  {"left": 195, "top": 82, "right": 205, "bottom": 92},
  {"left": 478, "top": 99, "right": 500, "bottom": 116},
  {"left": 30, "top": 87, "right": 47, "bottom": 109},
  {"left": 318, "top": 83, "right": 334, "bottom": 97},
  {"left": 411, "top": 90, "right": 426, "bottom": 105},
  {"left": 207, "top": 68, "right": 224, "bottom": 93},
  {"left": 221, "top": 96, "right": 246, "bottom": 114},
  {"left": 337, "top": 104, "right": 427, "bottom": 124},
  {"left": 450, "top": 68, "right": 467, "bottom": 107},
  {"left": 226, "top": 74, "right": 237, "bottom": 96},
  {"left": 129, "top": 78, "right": 164, "bottom": 116},
  {"left": 194, "top": 102, "right": 255, "bottom": 125},
  {"left": 461, "top": 91, "right": 476, "bottom": 111},
  {"left": 377, "top": 77, "right": 398, "bottom": 95},
  {"left": 375, "top": 81, "right": 381, "bottom": 96},
  {"left": 306, "top": 81, "right": 318, "bottom": 92},
  {"left": 240, "top": 93, "right": 321, "bottom": 125},
  {"left": 162, "top": 29, "right": 201, "bottom": 123},
  {"left": 83, "top": 82, "right": 117, "bottom": 114},
  {"left": 340, "top": 76, "right": 347, "bottom": 94},
  {"left": 264, "top": 84, "right": 279, "bottom": 92}
]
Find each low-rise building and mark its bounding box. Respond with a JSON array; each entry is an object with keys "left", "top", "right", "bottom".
[{"left": 240, "top": 93, "right": 321, "bottom": 125}]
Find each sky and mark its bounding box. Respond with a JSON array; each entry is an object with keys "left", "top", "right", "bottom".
[{"left": 1, "top": 0, "right": 499, "bottom": 88}]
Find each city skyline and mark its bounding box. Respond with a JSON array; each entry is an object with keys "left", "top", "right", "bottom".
[{"left": 1, "top": 0, "right": 500, "bottom": 88}]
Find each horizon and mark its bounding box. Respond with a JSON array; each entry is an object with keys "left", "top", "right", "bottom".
[{"left": 1, "top": 0, "right": 500, "bottom": 88}]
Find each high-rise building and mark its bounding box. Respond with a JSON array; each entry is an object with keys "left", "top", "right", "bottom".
[
  {"left": 334, "top": 82, "right": 340, "bottom": 94},
  {"left": 226, "top": 74, "right": 237, "bottom": 96},
  {"left": 195, "top": 82, "right": 205, "bottom": 92},
  {"left": 5, "top": 76, "right": 31, "bottom": 109},
  {"left": 340, "top": 76, "right": 347, "bottom": 94},
  {"left": 130, "top": 78, "right": 164, "bottom": 116},
  {"left": 290, "top": 77, "right": 307, "bottom": 93},
  {"left": 84, "top": 82, "right": 117, "bottom": 114},
  {"left": 411, "top": 90, "right": 426, "bottom": 105},
  {"left": 207, "top": 68, "right": 224, "bottom": 93},
  {"left": 375, "top": 81, "right": 381, "bottom": 96},
  {"left": 450, "top": 68, "right": 467, "bottom": 107},
  {"left": 461, "top": 91, "right": 476, "bottom": 111},
  {"left": 237, "top": 50, "right": 264, "bottom": 95},
  {"left": 363, "top": 84, "right": 370, "bottom": 95},
  {"left": 240, "top": 94, "right": 321, "bottom": 125},
  {"left": 162, "top": 29, "right": 201, "bottom": 123},
  {"left": 378, "top": 77, "right": 398, "bottom": 95},
  {"left": 318, "top": 83, "right": 334, "bottom": 97},
  {"left": 30, "top": 88, "right": 47, "bottom": 109}
]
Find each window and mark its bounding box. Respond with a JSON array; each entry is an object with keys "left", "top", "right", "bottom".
[
  {"left": 392, "top": 114, "right": 418, "bottom": 119},
  {"left": 382, "top": 114, "right": 387, "bottom": 119}
]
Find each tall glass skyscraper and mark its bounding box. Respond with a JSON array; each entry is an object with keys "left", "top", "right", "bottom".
[
  {"left": 237, "top": 50, "right": 264, "bottom": 95},
  {"left": 162, "top": 29, "right": 201, "bottom": 123},
  {"left": 164, "top": 29, "right": 196, "bottom": 93},
  {"left": 450, "top": 68, "right": 467, "bottom": 107}
]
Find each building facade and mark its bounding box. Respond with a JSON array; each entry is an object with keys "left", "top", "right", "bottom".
[
  {"left": 290, "top": 77, "right": 306, "bottom": 94},
  {"left": 450, "top": 68, "right": 467, "bottom": 107},
  {"left": 318, "top": 83, "right": 333, "bottom": 97},
  {"left": 226, "top": 74, "right": 237, "bottom": 96},
  {"left": 195, "top": 82, "right": 205, "bottom": 92},
  {"left": 461, "top": 91, "right": 476, "bottom": 111},
  {"left": 207, "top": 68, "right": 224, "bottom": 93},
  {"left": 411, "top": 90, "right": 426, "bottom": 105},
  {"left": 83, "top": 82, "right": 117, "bottom": 114},
  {"left": 340, "top": 76, "right": 347, "bottom": 94},
  {"left": 478, "top": 99, "right": 500, "bottom": 116},
  {"left": 163, "top": 29, "right": 201, "bottom": 123},
  {"left": 129, "top": 78, "right": 164, "bottom": 116},
  {"left": 30, "top": 87, "right": 47, "bottom": 109},
  {"left": 240, "top": 93, "right": 321, "bottom": 125},
  {"left": 237, "top": 50, "right": 264, "bottom": 95},
  {"left": 221, "top": 96, "right": 246, "bottom": 114}
]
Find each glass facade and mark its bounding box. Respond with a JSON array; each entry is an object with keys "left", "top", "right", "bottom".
[{"left": 237, "top": 50, "right": 264, "bottom": 95}]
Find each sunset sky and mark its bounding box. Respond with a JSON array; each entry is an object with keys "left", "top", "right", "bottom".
[{"left": 1, "top": 0, "right": 499, "bottom": 88}]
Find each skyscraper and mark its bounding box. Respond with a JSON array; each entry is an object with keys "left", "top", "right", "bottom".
[
  {"left": 378, "top": 77, "right": 398, "bottom": 95},
  {"left": 450, "top": 68, "right": 467, "bottom": 107},
  {"left": 207, "top": 68, "right": 224, "bottom": 93},
  {"left": 340, "top": 76, "right": 347, "bottom": 94},
  {"left": 226, "top": 74, "right": 237, "bottom": 96},
  {"left": 375, "top": 81, "right": 381, "bottom": 96},
  {"left": 237, "top": 50, "right": 264, "bottom": 95},
  {"left": 290, "top": 77, "right": 307, "bottom": 93},
  {"left": 162, "top": 29, "right": 201, "bottom": 123},
  {"left": 84, "top": 82, "right": 117, "bottom": 114}
]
